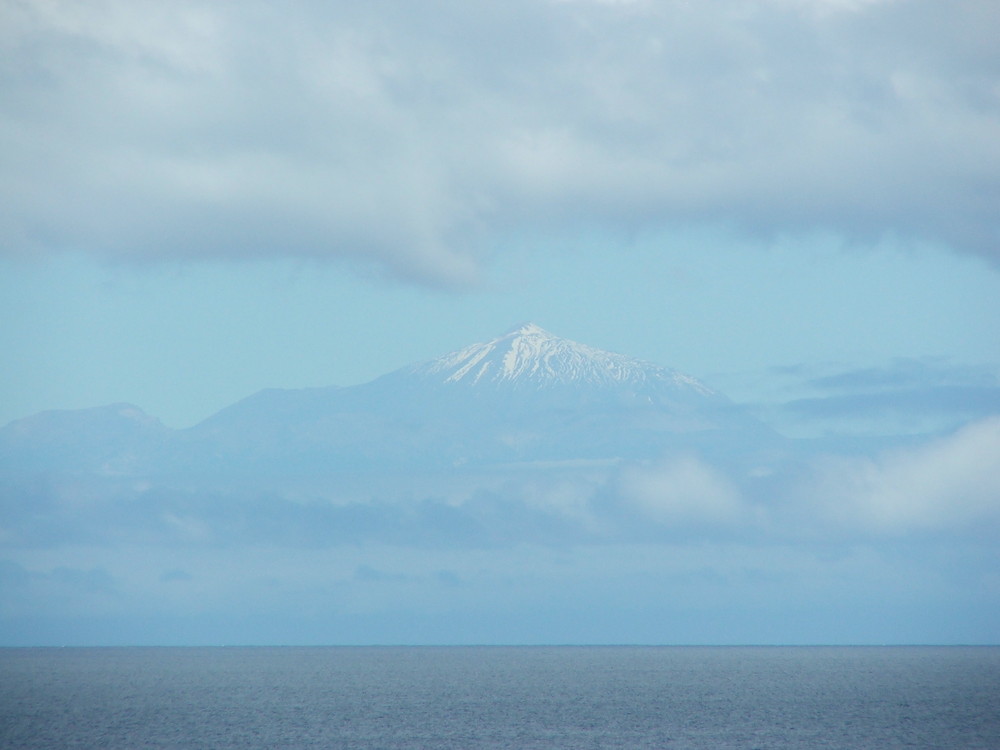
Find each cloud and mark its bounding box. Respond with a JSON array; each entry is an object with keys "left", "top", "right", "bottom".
[
  {"left": 805, "top": 416, "right": 1000, "bottom": 532},
  {"left": 805, "top": 359, "right": 1000, "bottom": 393},
  {"left": 0, "top": 559, "right": 119, "bottom": 617},
  {"left": 616, "top": 455, "right": 748, "bottom": 526},
  {"left": 786, "top": 386, "right": 1000, "bottom": 428},
  {"left": 3, "top": 422, "right": 1000, "bottom": 643},
  {"left": 762, "top": 359, "right": 1000, "bottom": 436},
  {"left": 1, "top": 0, "right": 997, "bottom": 285}
]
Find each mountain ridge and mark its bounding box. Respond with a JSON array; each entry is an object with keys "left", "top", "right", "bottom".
[{"left": 1, "top": 324, "right": 776, "bottom": 475}]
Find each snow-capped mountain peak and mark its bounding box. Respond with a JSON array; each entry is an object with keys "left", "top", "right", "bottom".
[{"left": 411, "top": 323, "right": 716, "bottom": 395}]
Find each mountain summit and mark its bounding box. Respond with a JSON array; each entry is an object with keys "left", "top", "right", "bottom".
[{"left": 408, "top": 323, "right": 716, "bottom": 396}]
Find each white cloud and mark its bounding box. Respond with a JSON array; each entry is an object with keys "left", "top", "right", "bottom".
[
  {"left": 514, "top": 473, "right": 606, "bottom": 531},
  {"left": 617, "top": 455, "right": 747, "bottom": 526},
  {"left": 807, "top": 416, "right": 1000, "bottom": 532},
  {"left": 1, "top": 0, "right": 998, "bottom": 285}
]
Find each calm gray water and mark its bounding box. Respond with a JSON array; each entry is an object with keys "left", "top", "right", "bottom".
[{"left": 1, "top": 646, "right": 998, "bottom": 749}]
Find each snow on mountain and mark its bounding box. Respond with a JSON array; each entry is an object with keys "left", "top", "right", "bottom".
[{"left": 408, "top": 323, "right": 716, "bottom": 395}]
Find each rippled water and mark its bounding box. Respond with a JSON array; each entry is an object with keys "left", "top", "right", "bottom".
[{"left": 1, "top": 646, "right": 998, "bottom": 749}]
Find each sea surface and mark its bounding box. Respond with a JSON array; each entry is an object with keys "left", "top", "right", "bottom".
[{"left": 1, "top": 646, "right": 998, "bottom": 749}]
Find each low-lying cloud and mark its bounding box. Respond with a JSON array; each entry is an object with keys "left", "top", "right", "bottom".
[
  {"left": 3, "top": 416, "right": 999, "bottom": 643},
  {"left": 616, "top": 455, "right": 748, "bottom": 527},
  {"left": 6, "top": 416, "right": 997, "bottom": 551},
  {"left": 806, "top": 415, "right": 1000, "bottom": 533},
  {"left": 2, "top": 0, "right": 998, "bottom": 285}
]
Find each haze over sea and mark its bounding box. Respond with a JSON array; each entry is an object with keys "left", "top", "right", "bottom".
[{"left": 2, "top": 646, "right": 998, "bottom": 749}]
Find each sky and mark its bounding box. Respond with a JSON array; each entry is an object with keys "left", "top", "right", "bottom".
[
  {"left": 1, "top": 0, "right": 999, "bottom": 431},
  {"left": 1, "top": 0, "right": 999, "bottom": 645}
]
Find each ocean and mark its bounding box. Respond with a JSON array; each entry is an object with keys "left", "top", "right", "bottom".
[{"left": 1, "top": 646, "right": 998, "bottom": 749}]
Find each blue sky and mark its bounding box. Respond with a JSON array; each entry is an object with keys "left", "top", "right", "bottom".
[
  {"left": 1, "top": 0, "right": 999, "bottom": 645},
  {"left": 2, "top": 0, "right": 998, "bottom": 433},
  {"left": 3, "top": 231, "right": 998, "bottom": 432}
]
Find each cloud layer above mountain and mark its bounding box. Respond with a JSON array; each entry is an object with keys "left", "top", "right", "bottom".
[{"left": 2, "top": 0, "right": 998, "bottom": 285}]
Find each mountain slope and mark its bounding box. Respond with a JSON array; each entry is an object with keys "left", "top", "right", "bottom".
[{"left": 170, "top": 324, "right": 773, "bottom": 473}]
